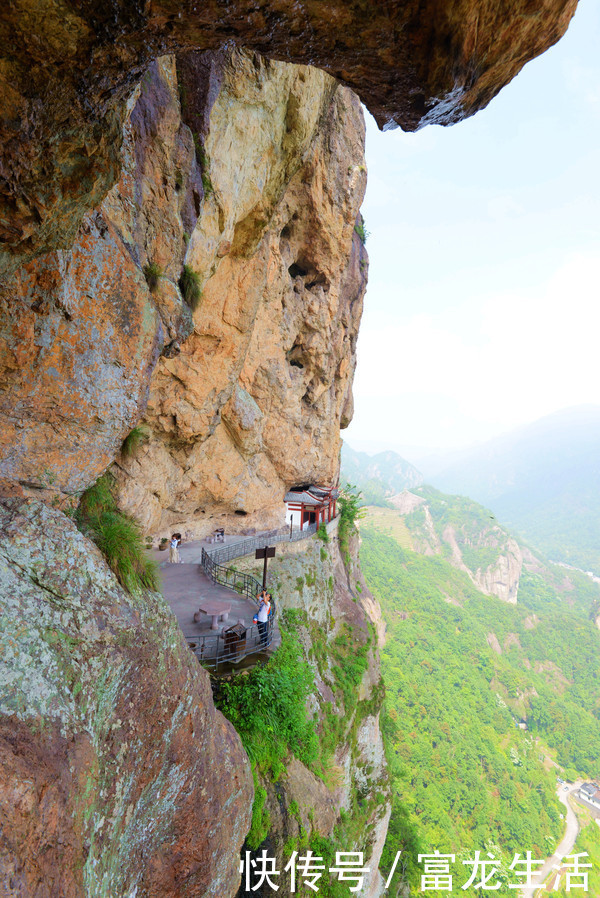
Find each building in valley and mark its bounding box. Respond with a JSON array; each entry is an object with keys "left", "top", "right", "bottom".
[{"left": 578, "top": 783, "right": 600, "bottom": 811}]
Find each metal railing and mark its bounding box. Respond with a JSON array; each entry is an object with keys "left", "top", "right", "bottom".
[
  {"left": 183, "top": 617, "right": 275, "bottom": 671},
  {"left": 198, "top": 547, "right": 277, "bottom": 671},
  {"left": 205, "top": 522, "right": 319, "bottom": 566},
  {"left": 201, "top": 547, "right": 264, "bottom": 604},
  {"left": 193, "top": 518, "right": 327, "bottom": 670}
]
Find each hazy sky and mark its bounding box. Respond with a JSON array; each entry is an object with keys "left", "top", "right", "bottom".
[{"left": 345, "top": 0, "right": 600, "bottom": 459}]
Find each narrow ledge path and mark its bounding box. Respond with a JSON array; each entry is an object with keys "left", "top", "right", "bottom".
[{"left": 152, "top": 535, "right": 282, "bottom": 669}]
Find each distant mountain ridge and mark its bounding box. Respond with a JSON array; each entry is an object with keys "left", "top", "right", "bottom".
[
  {"left": 341, "top": 444, "right": 423, "bottom": 503},
  {"left": 431, "top": 406, "right": 600, "bottom": 574}
]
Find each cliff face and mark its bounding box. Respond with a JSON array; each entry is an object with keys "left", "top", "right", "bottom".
[
  {"left": 229, "top": 525, "right": 390, "bottom": 898},
  {"left": 0, "top": 497, "right": 252, "bottom": 897},
  {"left": 0, "top": 58, "right": 192, "bottom": 502},
  {"left": 0, "top": 48, "right": 375, "bottom": 897},
  {"left": 114, "top": 51, "right": 367, "bottom": 537},
  {"left": 0, "top": 51, "right": 367, "bottom": 535},
  {"left": 0, "top": 0, "right": 578, "bottom": 275},
  {"left": 398, "top": 489, "right": 523, "bottom": 603}
]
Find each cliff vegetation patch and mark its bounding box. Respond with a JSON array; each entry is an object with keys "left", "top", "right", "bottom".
[
  {"left": 179, "top": 264, "right": 202, "bottom": 311},
  {"left": 217, "top": 609, "right": 319, "bottom": 780},
  {"left": 143, "top": 261, "right": 162, "bottom": 292},
  {"left": 121, "top": 424, "right": 149, "bottom": 459},
  {"left": 75, "top": 473, "right": 159, "bottom": 595},
  {"left": 338, "top": 484, "right": 366, "bottom": 565}
]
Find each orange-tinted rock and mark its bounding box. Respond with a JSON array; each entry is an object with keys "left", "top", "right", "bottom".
[
  {"left": 113, "top": 51, "right": 368, "bottom": 539},
  {"left": 1, "top": 49, "right": 364, "bottom": 527},
  {"left": 0, "top": 497, "right": 253, "bottom": 897},
  {"left": 0, "top": 0, "right": 578, "bottom": 272},
  {"left": 0, "top": 214, "right": 160, "bottom": 495},
  {"left": 0, "top": 58, "right": 196, "bottom": 497}
]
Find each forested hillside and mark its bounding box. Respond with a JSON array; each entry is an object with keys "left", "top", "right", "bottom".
[{"left": 360, "top": 506, "right": 600, "bottom": 895}]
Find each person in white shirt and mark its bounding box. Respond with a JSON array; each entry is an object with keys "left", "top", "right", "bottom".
[
  {"left": 169, "top": 534, "right": 181, "bottom": 563},
  {"left": 256, "top": 590, "right": 271, "bottom": 646}
]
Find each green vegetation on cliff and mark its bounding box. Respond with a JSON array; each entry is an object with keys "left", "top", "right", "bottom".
[
  {"left": 216, "top": 535, "right": 389, "bottom": 889},
  {"left": 76, "top": 473, "right": 159, "bottom": 594},
  {"left": 337, "top": 484, "right": 366, "bottom": 565},
  {"left": 121, "top": 424, "right": 149, "bottom": 458},
  {"left": 218, "top": 609, "right": 319, "bottom": 781},
  {"left": 407, "top": 484, "right": 510, "bottom": 570},
  {"left": 179, "top": 264, "right": 202, "bottom": 311}
]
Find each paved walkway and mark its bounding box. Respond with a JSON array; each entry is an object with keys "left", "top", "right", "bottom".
[
  {"left": 522, "top": 781, "right": 581, "bottom": 897},
  {"left": 152, "top": 536, "right": 281, "bottom": 665}
]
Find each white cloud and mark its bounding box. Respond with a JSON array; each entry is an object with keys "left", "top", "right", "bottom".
[{"left": 487, "top": 195, "right": 524, "bottom": 222}]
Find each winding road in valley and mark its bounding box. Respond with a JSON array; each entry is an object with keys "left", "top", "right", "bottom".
[{"left": 522, "top": 781, "right": 582, "bottom": 898}]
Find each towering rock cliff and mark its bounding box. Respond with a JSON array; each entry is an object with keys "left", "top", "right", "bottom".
[
  {"left": 0, "top": 3, "right": 582, "bottom": 895},
  {"left": 0, "top": 496, "right": 253, "bottom": 897},
  {"left": 0, "top": 48, "right": 373, "bottom": 896},
  {"left": 114, "top": 52, "right": 367, "bottom": 537},
  {"left": 0, "top": 51, "right": 366, "bottom": 535},
  {"left": 393, "top": 488, "right": 523, "bottom": 604},
  {"left": 0, "top": 0, "right": 578, "bottom": 276}
]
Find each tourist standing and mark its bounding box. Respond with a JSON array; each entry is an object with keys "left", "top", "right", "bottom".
[
  {"left": 256, "top": 591, "right": 271, "bottom": 647},
  {"left": 169, "top": 534, "right": 181, "bottom": 563}
]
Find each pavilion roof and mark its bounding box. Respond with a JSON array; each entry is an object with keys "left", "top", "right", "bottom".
[
  {"left": 284, "top": 490, "right": 322, "bottom": 506},
  {"left": 284, "top": 485, "right": 340, "bottom": 505}
]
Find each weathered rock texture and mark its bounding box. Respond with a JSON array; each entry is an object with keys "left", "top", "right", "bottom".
[
  {"left": 0, "top": 496, "right": 253, "bottom": 897},
  {"left": 471, "top": 537, "right": 522, "bottom": 604},
  {"left": 0, "top": 56, "right": 195, "bottom": 501},
  {"left": 114, "top": 51, "right": 367, "bottom": 539},
  {"left": 0, "top": 0, "right": 578, "bottom": 273},
  {"left": 231, "top": 524, "right": 390, "bottom": 898},
  {"left": 0, "top": 47, "right": 373, "bottom": 898},
  {"left": 0, "top": 51, "right": 366, "bottom": 535}
]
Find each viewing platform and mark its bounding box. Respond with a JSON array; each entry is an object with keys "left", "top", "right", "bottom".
[
  {"left": 154, "top": 520, "right": 333, "bottom": 672},
  {"left": 153, "top": 530, "right": 309, "bottom": 672}
]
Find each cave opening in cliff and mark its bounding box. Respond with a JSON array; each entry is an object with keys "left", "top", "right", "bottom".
[{"left": 288, "top": 262, "right": 308, "bottom": 278}]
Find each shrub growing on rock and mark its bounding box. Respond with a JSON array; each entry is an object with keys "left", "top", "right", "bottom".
[
  {"left": 179, "top": 264, "right": 202, "bottom": 311},
  {"left": 338, "top": 483, "right": 366, "bottom": 564},
  {"left": 76, "top": 473, "right": 159, "bottom": 594},
  {"left": 143, "top": 261, "right": 162, "bottom": 292},
  {"left": 121, "top": 424, "right": 149, "bottom": 458}
]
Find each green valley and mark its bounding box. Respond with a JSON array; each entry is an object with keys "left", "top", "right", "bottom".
[{"left": 359, "top": 489, "right": 600, "bottom": 895}]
